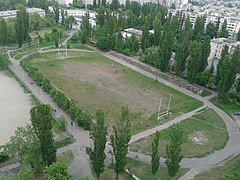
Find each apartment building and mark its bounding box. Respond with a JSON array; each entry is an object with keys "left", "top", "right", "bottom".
[
  {"left": 179, "top": 2, "right": 240, "bottom": 39},
  {"left": 0, "top": 8, "right": 45, "bottom": 19},
  {"left": 209, "top": 38, "right": 240, "bottom": 60}
]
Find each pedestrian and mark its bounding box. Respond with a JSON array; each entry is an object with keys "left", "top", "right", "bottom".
[{"left": 71, "top": 121, "right": 73, "bottom": 126}]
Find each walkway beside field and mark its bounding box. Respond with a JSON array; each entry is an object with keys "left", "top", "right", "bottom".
[
  {"left": 129, "top": 105, "right": 207, "bottom": 144},
  {"left": 5, "top": 42, "right": 240, "bottom": 179}
]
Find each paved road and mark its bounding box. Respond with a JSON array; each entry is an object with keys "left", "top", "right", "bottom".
[{"left": 6, "top": 45, "right": 240, "bottom": 179}]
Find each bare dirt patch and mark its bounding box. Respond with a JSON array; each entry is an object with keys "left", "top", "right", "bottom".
[{"left": 188, "top": 131, "right": 209, "bottom": 145}]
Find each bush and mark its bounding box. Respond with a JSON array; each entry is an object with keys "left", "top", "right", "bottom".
[
  {"left": 96, "top": 37, "right": 111, "bottom": 51},
  {"left": 0, "top": 153, "right": 9, "bottom": 163},
  {"left": 76, "top": 112, "right": 92, "bottom": 130}
]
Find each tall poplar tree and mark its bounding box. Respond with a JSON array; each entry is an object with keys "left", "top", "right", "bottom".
[
  {"left": 141, "top": 19, "right": 150, "bottom": 51},
  {"left": 165, "top": 125, "right": 183, "bottom": 178},
  {"left": 110, "top": 106, "right": 131, "bottom": 180},
  {"left": 86, "top": 110, "right": 107, "bottom": 180},
  {"left": 15, "top": 9, "right": 24, "bottom": 47},
  {"left": 218, "top": 19, "right": 228, "bottom": 38},
  {"left": 175, "top": 44, "right": 185, "bottom": 76},
  {"left": 216, "top": 45, "right": 229, "bottom": 86},
  {"left": 0, "top": 18, "right": 8, "bottom": 44},
  {"left": 217, "top": 55, "right": 233, "bottom": 102},
  {"left": 187, "top": 41, "right": 202, "bottom": 82},
  {"left": 199, "top": 36, "right": 211, "bottom": 72},
  {"left": 151, "top": 131, "right": 160, "bottom": 175},
  {"left": 30, "top": 104, "right": 56, "bottom": 166}
]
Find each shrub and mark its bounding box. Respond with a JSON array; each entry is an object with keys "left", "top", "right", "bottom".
[
  {"left": 76, "top": 112, "right": 92, "bottom": 130},
  {"left": 0, "top": 153, "right": 9, "bottom": 163}
]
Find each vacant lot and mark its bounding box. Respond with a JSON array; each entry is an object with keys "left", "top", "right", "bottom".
[
  {"left": 0, "top": 71, "right": 32, "bottom": 145},
  {"left": 31, "top": 51, "right": 202, "bottom": 134},
  {"left": 130, "top": 109, "right": 228, "bottom": 158}
]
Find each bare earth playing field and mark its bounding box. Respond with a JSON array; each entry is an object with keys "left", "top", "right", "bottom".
[
  {"left": 31, "top": 51, "right": 202, "bottom": 133},
  {"left": 0, "top": 71, "right": 32, "bottom": 145}
]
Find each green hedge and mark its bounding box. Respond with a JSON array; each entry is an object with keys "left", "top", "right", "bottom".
[{"left": 20, "top": 60, "right": 92, "bottom": 130}]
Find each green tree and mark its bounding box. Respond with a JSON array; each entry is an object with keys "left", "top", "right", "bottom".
[
  {"left": 217, "top": 55, "right": 233, "bottom": 103},
  {"left": 110, "top": 106, "right": 132, "bottom": 180},
  {"left": 151, "top": 131, "right": 160, "bottom": 175},
  {"left": 0, "top": 53, "right": 10, "bottom": 70},
  {"left": 237, "top": 29, "right": 240, "bottom": 41},
  {"left": 218, "top": 20, "right": 228, "bottom": 38},
  {"left": 52, "top": 0, "right": 60, "bottom": 23},
  {"left": 153, "top": 18, "right": 161, "bottom": 46},
  {"left": 4, "top": 125, "right": 42, "bottom": 171},
  {"left": 15, "top": 8, "right": 25, "bottom": 47},
  {"left": 175, "top": 44, "right": 185, "bottom": 76},
  {"left": 194, "top": 16, "right": 205, "bottom": 40},
  {"left": 0, "top": 18, "right": 8, "bottom": 44},
  {"left": 199, "top": 36, "right": 211, "bottom": 72},
  {"left": 30, "top": 105, "right": 56, "bottom": 166},
  {"left": 97, "top": 36, "right": 111, "bottom": 51},
  {"left": 165, "top": 125, "right": 183, "bottom": 178},
  {"left": 206, "top": 22, "right": 217, "bottom": 39},
  {"left": 216, "top": 45, "right": 229, "bottom": 86},
  {"left": 67, "top": 15, "right": 75, "bottom": 30},
  {"left": 141, "top": 19, "right": 150, "bottom": 51},
  {"left": 187, "top": 41, "right": 202, "bottom": 82},
  {"left": 44, "top": 162, "right": 71, "bottom": 180},
  {"left": 86, "top": 110, "right": 107, "bottom": 180},
  {"left": 111, "top": 0, "right": 119, "bottom": 10},
  {"left": 96, "top": 6, "right": 105, "bottom": 27},
  {"left": 159, "top": 31, "right": 175, "bottom": 72}
]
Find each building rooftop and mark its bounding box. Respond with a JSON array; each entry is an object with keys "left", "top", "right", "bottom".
[{"left": 0, "top": 8, "right": 44, "bottom": 18}]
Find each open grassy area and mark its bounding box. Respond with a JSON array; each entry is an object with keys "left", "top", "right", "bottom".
[
  {"left": 57, "top": 150, "right": 74, "bottom": 166},
  {"left": 101, "top": 158, "right": 188, "bottom": 180},
  {"left": 130, "top": 109, "right": 228, "bottom": 158},
  {"left": 69, "top": 42, "right": 92, "bottom": 51},
  {"left": 195, "top": 154, "right": 240, "bottom": 180},
  {"left": 30, "top": 51, "right": 202, "bottom": 134}
]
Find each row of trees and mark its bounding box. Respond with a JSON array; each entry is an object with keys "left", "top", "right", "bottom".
[
  {"left": 87, "top": 106, "right": 184, "bottom": 179},
  {"left": 216, "top": 46, "right": 240, "bottom": 103},
  {"left": 87, "top": 106, "right": 131, "bottom": 180},
  {"left": 151, "top": 125, "right": 183, "bottom": 177},
  {"left": 20, "top": 59, "right": 92, "bottom": 130}
]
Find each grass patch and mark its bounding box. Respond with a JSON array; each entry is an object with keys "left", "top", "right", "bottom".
[
  {"left": 195, "top": 154, "right": 240, "bottom": 180},
  {"left": 30, "top": 51, "right": 202, "bottom": 134},
  {"left": 52, "top": 117, "right": 67, "bottom": 134},
  {"left": 69, "top": 42, "right": 92, "bottom": 50},
  {"left": 57, "top": 150, "right": 74, "bottom": 166},
  {"left": 55, "top": 137, "right": 75, "bottom": 149},
  {"left": 101, "top": 158, "right": 188, "bottom": 180},
  {"left": 211, "top": 97, "right": 240, "bottom": 117},
  {"left": 130, "top": 109, "right": 228, "bottom": 158}
]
